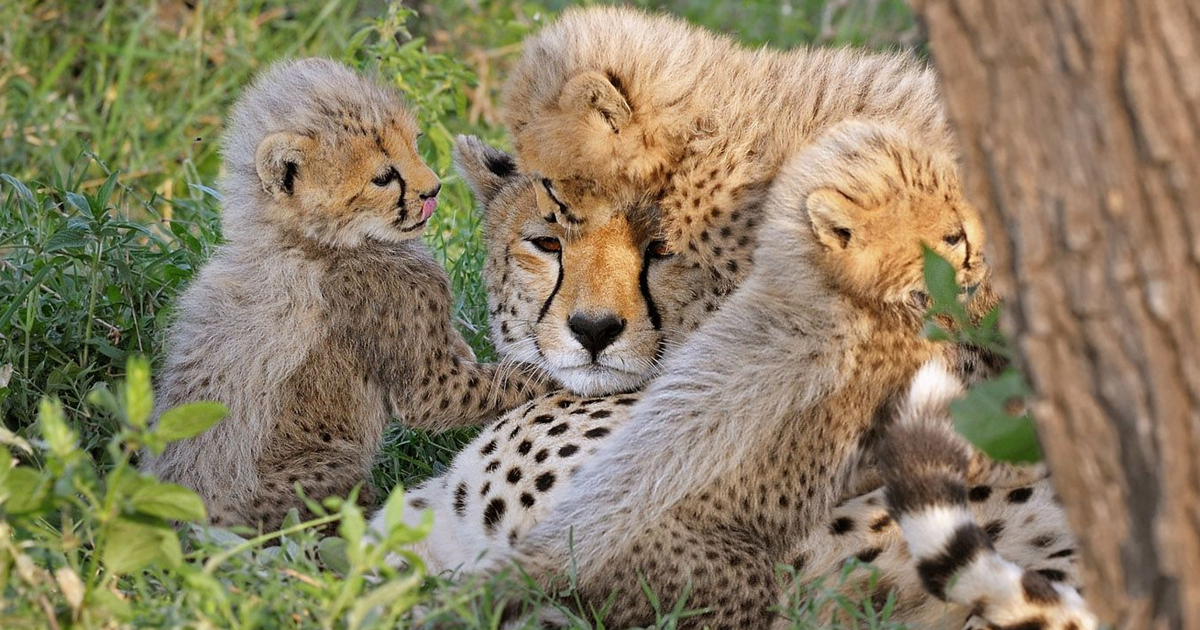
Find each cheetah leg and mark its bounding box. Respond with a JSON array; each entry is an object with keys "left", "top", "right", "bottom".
[
  {"left": 878, "top": 362, "right": 1095, "bottom": 630},
  {"left": 396, "top": 358, "right": 553, "bottom": 431}
]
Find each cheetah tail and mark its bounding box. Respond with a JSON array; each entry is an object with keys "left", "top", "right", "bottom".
[{"left": 878, "top": 361, "right": 1097, "bottom": 630}]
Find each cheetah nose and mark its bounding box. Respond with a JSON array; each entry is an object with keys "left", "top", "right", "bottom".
[
  {"left": 419, "top": 183, "right": 441, "bottom": 200},
  {"left": 568, "top": 312, "right": 626, "bottom": 360}
]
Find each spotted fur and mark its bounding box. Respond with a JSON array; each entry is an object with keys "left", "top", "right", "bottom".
[{"left": 142, "top": 59, "right": 550, "bottom": 532}]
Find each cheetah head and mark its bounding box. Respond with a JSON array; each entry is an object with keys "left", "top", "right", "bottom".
[
  {"left": 455, "top": 136, "right": 706, "bottom": 396},
  {"left": 227, "top": 58, "right": 442, "bottom": 247},
  {"left": 766, "top": 120, "right": 990, "bottom": 314}
]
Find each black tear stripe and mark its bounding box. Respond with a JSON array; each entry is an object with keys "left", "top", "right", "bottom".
[
  {"left": 915, "top": 522, "right": 992, "bottom": 600},
  {"left": 396, "top": 169, "right": 408, "bottom": 211},
  {"left": 638, "top": 247, "right": 663, "bottom": 330},
  {"left": 281, "top": 161, "right": 298, "bottom": 195},
  {"left": 537, "top": 250, "right": 564, "bottom": 323}
]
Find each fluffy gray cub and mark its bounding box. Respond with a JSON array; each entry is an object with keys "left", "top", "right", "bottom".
[{"left": 142, "top": 58, "right": 551, "bottom": 532}]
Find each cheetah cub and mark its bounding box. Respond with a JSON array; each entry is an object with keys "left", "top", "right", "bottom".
[{"left": 143, "top": 59, "right": 549, "bottom": 531}]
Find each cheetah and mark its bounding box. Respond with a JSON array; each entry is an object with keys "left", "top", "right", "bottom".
[
  {"left": 142, "top": 59, "right": 549, "bottom": 532},
  {"left": 502, "top": 5, "right": 952, "bottom": 332},
  {"left": 488, "top": 121, "right": 1093, "bottom": 628},
  {"left": 369, "top": 135, "right": 1089, "bottom": 629}
]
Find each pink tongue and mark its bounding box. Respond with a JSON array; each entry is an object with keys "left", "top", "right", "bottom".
[{"left": 421, "top": 197, "right": 438, "bottom": 220}]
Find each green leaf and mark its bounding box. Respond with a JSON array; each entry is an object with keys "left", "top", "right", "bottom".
[
  {"left": 382, "top": 483, "right": 407, "bottom": 534},
  {"left": 2, "top": 466, "right": 47, "bottom": 514},
  {"left": 38, "top": 398, "right": 77, "bottom": 459},
  {"left": 130, "top": 482, "right": 206, "bottom": 522},
  {"left": 317, "top": 536, "right": 351, "bottom": 574},
  {"left": 103, "top": 516, "right": 183, "bottom": 574},
  {"left": 951, "top": 370, "right": 1043, "bottom": 463},
  {"left": 339, "top": 502, "right": 366, "bottom": 551},
  {"left": 124, "top": 356, "right": 154, "bottom": 428},
  {"left": 0, "top": 174, "right": 35, "bottom": 206},
  {"left": 921, "top": 246, "right": 964, "bottom": 318},
  {"left": 154, "top": 402, "right": 227, "bottom": 442}
]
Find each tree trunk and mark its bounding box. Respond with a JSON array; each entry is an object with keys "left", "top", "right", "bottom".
[{"left": 908, "top": 1, "right": 1200, "bottom": 628}]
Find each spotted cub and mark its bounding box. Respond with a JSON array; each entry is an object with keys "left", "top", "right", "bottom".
[{"left": 143, "top": 59, "right": 549, "bottom": 532}]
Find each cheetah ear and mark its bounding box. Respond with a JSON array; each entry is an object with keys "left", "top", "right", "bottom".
[
  {"left": 453, "top": 135, "right": 517, "bottom": 207},
  {"left": 806, "top": 188, "right": 861, "bottom": 250},
  {"left": 559, "top": 70, "right": 632, "bottom": 134},
  {"left": 255, "top": 132, "right": 314, "bottom": 199}
]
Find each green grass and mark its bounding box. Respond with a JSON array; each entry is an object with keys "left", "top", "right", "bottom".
[{"left": 1, "top": 0, "right": 928, "bottom": 627}]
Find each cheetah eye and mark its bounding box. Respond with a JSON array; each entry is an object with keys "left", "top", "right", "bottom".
[
  {"left": 646, "top": 239, "right": 672, "bottom": 260},
  {"left": 943, "top": 230, "right": 965, "bottom": 247},
  {"left": 372, "top": 167, "right": 399, "bottom": 187},
  {"left": 528, "top": 236, "right": 562, "bottom": 254}
]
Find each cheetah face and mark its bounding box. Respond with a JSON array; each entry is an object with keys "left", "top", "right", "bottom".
[
  {"left": 770, "top": 121, "right": 990, "bottom": 313},
  {"left": 456, "top": 136, "right": 702, "bottom": 396},
  {"left": 254, "top": 116, "right": 441, "bottom": 247}
]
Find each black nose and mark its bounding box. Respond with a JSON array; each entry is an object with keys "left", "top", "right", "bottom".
[
  {"left": 420, "top": 183, "right": 441, "bottom": 200},
  {"left": 568, "top": 312, "right": 626, "bottom": 359}
]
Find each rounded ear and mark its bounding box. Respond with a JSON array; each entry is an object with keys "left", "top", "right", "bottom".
[
  {"left": 558, "top": 70, "right": 632, "bottom": 133},
  {"left": 255, "top": 132, "right": 314, "bottom": 198},
  {"left": 453, "top": 135, "right": 517, "bottom": 207},
  {"left": 806, "top": 189, "right": 861, "bottom": 250}
]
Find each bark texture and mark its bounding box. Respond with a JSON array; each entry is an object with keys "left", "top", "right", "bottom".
[{"left": 910, "top": 1, "right": 1200, "bottom": 628}]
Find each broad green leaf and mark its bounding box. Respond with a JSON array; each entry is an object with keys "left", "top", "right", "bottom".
[
  {"left": 38, "top": 398, "right": 77, "bottom": 459},
  {"left": 130, "top": 482, "right": 206, "bottom": 522},
  {"left": 3, "top": 466, "right": 47, "bottom": 513},
  {"left": 103, "top": 516, "right": 182, "bottom": 573},
  {"left": 124, "top": 356, "right": 153, "bottom": 428},
  {"left": 154, "top": 402, "right": 227, "bottom": 442},
  {"left": 0, "top": 174, "right": 35, "bottom": 206},
  {"left": 317, "top": 536, "right": 351, "bottom": 574},
  {"left": 921, "top": 247, "right": 967, "bottom": 321},
  {"left": 951, "top": 370, "right": 1043, "bottom": 463}
]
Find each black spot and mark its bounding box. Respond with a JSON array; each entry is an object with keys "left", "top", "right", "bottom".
[
  {"left": 1048, "top": 548, "right": 1075, "bottom": 559},
  {"left": 320, "top": 432, "right": 332, "bottom": 443},
  {"left": 506, "top": 467, "right": 523, "bottom": 484},
  {"left": 615, "top": 397, "right": 638, "bottom": 406},
  {"left": 484, "top": 460, "right": 499, "bottom": 473},
  {"left": 557, "top": 399, "right": 572, "bottom": 408},
  {"left": 870, "top": 515, "right": 892, "bottom": 532},
  {"left": 968, "top": 485, "right": 993, "bottom": 502},
  {"left": 480, "top": 481, "right": 491, "bottom": 496},
  {"left": 1036, "top": 568, "right": 1067, "bottom": 583},
  {"left": 916, "top": 523, "right": 991, "bottom": 599},
  {"left": 453, "top": 482, "right": 467, "bottom": 517},
  {"left": 535, "top": 472, "right": 556, "bottom": 492},
  {"left": 409, "top": 497, "right": 427, "bottom": 509},
  {"left": 1030, "top": 534, "right": 1056, "bottom": 549},
  {"left": 591, "top": 409, "right": 612, "bottom": 419},
  {"left": 558, "top": 444, "right": 579, "bottom": 457},
  {"left": 534, "top": 449, "right": 549, "bottom": 463},
  {"left": 517, "top": 439, "right": 532, "bottom": 456},
  {"left": 520, "top": 492, "right": 535, "bottom": 508},
  {"left": 1007, "top": 487, "right": 1034, "bottom": 503},
  {"left": 480, "top": 440, "right": 497, "bottom": 456},
  {"left": 855, "top": 547, "right": 883, "bottom": 563},
  {"left": 984, "top": 520, "right": 1005, "bottom": 542},
  {"left": 533, "top": 414, "right": 555, "bottom": 424},
  {"left": 584, "top": 427, "right": 610, "bottom": 439},
  {"left": 547, "top": 422, "right": 570, "bottom": 436},
  {"left": 482, "top": 498, "right": 507, "bottom": 534},
  {"left": 830, "top": 517, "right": 854, "bottom": 535}
]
